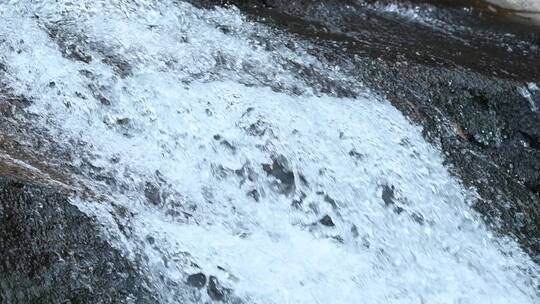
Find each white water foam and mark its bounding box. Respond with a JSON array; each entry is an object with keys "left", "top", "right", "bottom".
[{"left": 0, "top": 0, "right": 538, "bottom": 303}]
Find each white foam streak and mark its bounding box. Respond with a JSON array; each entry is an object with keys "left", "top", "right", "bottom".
[{"left": 0, "top": 1, "right": 538, "bottom": 303}]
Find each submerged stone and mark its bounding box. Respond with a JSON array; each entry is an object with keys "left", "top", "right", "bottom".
[
  {"left": 262, "top": 156, "right": 296, "bottom": 195},
  {"left": 319, "top": 215, "right": 335, "bottom": 227},
  {"left": 186, "top": 273, "right": 207, "bottom": 289},
  {"left": 207, "top": 276, "right": 230, "bottom": 302}
]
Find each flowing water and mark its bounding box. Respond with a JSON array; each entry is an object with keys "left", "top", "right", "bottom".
[{"left": 0, "top": 0, "right": 538, "bottom": 303}]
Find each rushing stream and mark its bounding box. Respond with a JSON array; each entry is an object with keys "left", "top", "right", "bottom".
[{"left": 0, "top": 0, "right": 539, "bottom": 303}]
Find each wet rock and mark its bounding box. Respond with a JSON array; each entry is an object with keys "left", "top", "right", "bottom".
[
  {"left": 0, "top": 177, "right": 157, "bottom": 303},
  {"left": 207, "top": 276, "right": 231, "bottom": 302},
  {"left": 235, "top": 162, "right": 257, "bottom": 185},
  {"left": 319, "top": 215, "right": 335, "bottom": 227},
  {"left": 292, "top": 191, "right": 307, "bottom": 209},
  {"left": 99, "top": 96, "right": 111, "bottom": 106},
  {"left": 282, "top": 59, "right": 357, "bottom": 98},
  {"left": 102, "top": 56, "right": 133, "bottom": 78},
  {"left": 211, "top": 164, "right": 232, "bottom": 180},
  {"left": 74, "top": 91, "right": 87, "bottom": 100},
  {"left": 0, "top": 92, "right": 32, "bottom": 115},
  {"left": 381, "top": 185, "right": 405, "bottom": 214},
  {"left": 247, "top": 189, "right": 260, "bottom": 202},
  {"left": 220, "top": 139, "right": 237, "bottom": 153},
  {"left": 116, "top": 117, "right": 130, "bottom": 126},
  {"left": 351, "top": 224, "right": 359, "bottom": 238},
  {"left": 349, "top": 149, "right": 364, "bottom": 159},
  {"left": 332, "top": 235, "right": 344, "bottom": 243},
  {"left": 262, "top": 155, "right": 295, "bottom": 195},
  {"left": 298, "top": 173, "right": 309, "bottom": 187},
  {"left": 519, "top": 131, "right": 540, "bottom": 150},
  {"left": 323, "top": 194, "right": 338, "bottom": 209},
  {"left": 245, "top": 119, "right": 271, "bottom": 137},
  {"left": 411, "top": 212, "right": 425, "bottom": 225},
  {"left": 186, "top": 273, "right": 207, "bottom": 289},
  {"left": 381, "top": 185, "right": 395, "bottom": 206},
  {"left": 144, "top": 182, "right": 162, "bottom": 206},
  {"left": 45, "top": 25, "right": 92, "bottom": 65},
  {"left": 78, "top": 69, "right": 94, "bottom": 79},
  {"left": 67, "top": 44, "right": 92, "bottom": 63}
]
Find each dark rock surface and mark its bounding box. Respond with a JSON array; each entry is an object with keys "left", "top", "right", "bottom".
[
  {"left": 319, "top": 214, "right": 336, "bottom": 227},
  {"left": 207, "top": 276, "right": 231, "bottom": 302},
  {"left": 192, "top": 0, "right": 540, "bottom": 263},
  {"left": 1, "top": 0, "right": 540, "bottom": 302},
  {"left": 262, "top": 156, "right": 296, "bottom": 195},
  {"left": 0, "top": 176, "right": 157, "bottom": 304},
  {"left": 186, "top": 273, "right": 207, "bottom": 289}
]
